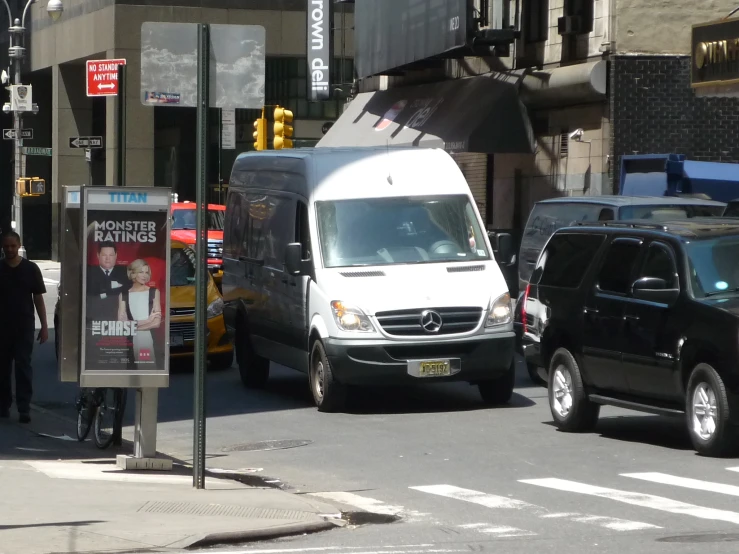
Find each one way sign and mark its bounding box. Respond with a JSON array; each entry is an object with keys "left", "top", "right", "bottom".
[
  {"left": 69, "top": 136, "right": 103, "bottom": 149},
  {"left": 3, "top": 128, "right": 33, "bottom": 140}
]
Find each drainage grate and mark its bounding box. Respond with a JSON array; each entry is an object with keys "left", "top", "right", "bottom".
[
  {"left": 139, "top": 501, "right": 311, "bottom": 520},
  {"left": 222, "top": 439, "right": 312, "bottom": 453}
]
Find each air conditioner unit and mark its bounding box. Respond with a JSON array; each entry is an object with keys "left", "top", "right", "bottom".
[{"left": 558, "top": 15, "right": 584, "bottom": 35}]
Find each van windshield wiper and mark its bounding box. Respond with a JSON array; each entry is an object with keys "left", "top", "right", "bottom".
[{"left": 705, "top": 287, "right": 739, "bottom": 297}]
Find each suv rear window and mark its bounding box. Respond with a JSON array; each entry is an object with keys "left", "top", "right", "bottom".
[
  {"left": 537, "top": 233, "right": 606, "bottom": 289},
  {"left": 619, "top": 204, "right": 724, "bottom": 220}
]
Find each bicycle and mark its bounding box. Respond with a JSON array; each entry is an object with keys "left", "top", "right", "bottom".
[{"left": 75, "top": 388, "right": 128, "bottom": 449}]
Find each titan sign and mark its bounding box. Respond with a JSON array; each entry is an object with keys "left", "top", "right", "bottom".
[
  {"left": 355, "top": 0, "right": 468, "bottom": 79},
  {"left": 307, "top": 0, "right": 332, "bottom": 101},
  {"left": 691, "top": 18, "right": 739, "bottom": 88}
]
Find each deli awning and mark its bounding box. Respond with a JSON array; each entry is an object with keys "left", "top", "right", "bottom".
[{"left": 317, "top": 76, "right": 534, "bottom": 154}]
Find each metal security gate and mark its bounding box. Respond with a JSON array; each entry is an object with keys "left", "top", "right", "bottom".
[{"left": 450, "top": 152, "right": 489, "bottom": 222}]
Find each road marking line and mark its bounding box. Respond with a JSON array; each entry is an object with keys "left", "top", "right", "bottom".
[
  {"left": 458, "top": 523, "right": 535, "bottom": 537},
  {"left": 521, "top": 477, "right": 739, "bottom": 525},
  {"left": 727, "top": 467, "right": 739, "bottom": 473},
  {"left": 410, "top": 484, "right": 532, "bottom": 509},
  {"left": 43, "top": 277, "right": 59, "bottom": 285},
  {"left": 412, "top": 484, "right": 655, "bottom": 532},
  {"left": 623, "top": 472, "right": 739, "bottom": 497},
  {"left": 213, "top": 548, "right": 461, "bottom": 554},
  {"left": 309, "top": 491, "right": 406, "bottom": 516}
]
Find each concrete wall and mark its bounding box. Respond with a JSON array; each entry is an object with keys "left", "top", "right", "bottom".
[
  {"left": 493, "top": 103, "right": 610, "bottom": 229},
  {"left": 614, "top": 0, "right": 736, "bottom": 54}
]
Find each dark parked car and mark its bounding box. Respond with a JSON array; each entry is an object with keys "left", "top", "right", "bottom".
[{"left": 514, "top": 218, "right": 739, "bottom": 457}]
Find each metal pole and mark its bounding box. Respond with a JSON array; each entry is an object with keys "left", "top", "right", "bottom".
[
  {"left": 9, "top": 16, "right": 25, "bottom": 257},
  {"left": 193, "top": 22, "right": 210, "bottom": 490},
  {"left": 117, "top": 64, "right": 127, "bottom": 187}
]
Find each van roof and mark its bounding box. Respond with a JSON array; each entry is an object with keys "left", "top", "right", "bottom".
[
  {"left": 568, "top": 217, "right": 739, "bottom": 240},
  {"left": 231, "top": 147, "right": 472, "bottom": 202},
  {"left": 536, "top": 195, "right": 726, "bottom": 207}
]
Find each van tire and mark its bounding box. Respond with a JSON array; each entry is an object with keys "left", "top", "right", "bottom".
[
  {"left": 310, "top": 340, "right": 346, "bottom": 413},
  {"left": 235, "top": 317, "right": 269, "bottom": 388},
  {"left": 527, "top": 362, "right": 546, "bottom": 387},
  {"left": 686, "top": 363, "right": 739, "bottom": 457},
  {"left": 548, "top": 348, "right": 599, "bottom": 432},
  {"left": 478, "top": 360, "right": 515, "bottom": 405}
]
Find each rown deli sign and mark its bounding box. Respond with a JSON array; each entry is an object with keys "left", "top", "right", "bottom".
[{"left": 691, "top": 18, "right": 739, "bottom": 88}]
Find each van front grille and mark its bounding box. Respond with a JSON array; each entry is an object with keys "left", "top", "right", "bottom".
[{"left": 375, "top": 307, "right": 483, "bottom": 336}]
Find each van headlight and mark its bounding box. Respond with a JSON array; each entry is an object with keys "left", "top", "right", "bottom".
[
  {"left": 331, "top": 301, "right": 375, "bottom": 332},
  {"left": 486, "top": 293, "right": 511, "bottom": 327},
  {"left": 207, "top": 298, "right": 224, "bottom": 319}
]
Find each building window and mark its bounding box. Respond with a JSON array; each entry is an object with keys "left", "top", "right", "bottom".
[{"left": 524, "top": 0, "right": 549, "bottom": 43}]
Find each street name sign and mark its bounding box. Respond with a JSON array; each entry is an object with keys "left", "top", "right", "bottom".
[
  {"left": 86, "top": 58, "right": 127, "bottom": 97},
  {"left": 3, "top": 128, "right": 33, "bottom": 140},
  {"left": 23, "top": 146, "right": 52, "bottom": 156},
  {"left": 69, "top": 136, "right": 103, "bottom": 148}
]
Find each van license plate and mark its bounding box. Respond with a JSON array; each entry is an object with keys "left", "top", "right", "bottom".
[
  {"left": 171, "top": 334, "right": 184, "bottom": 347},
  {"left": 419, "top": 360, "right": 451, "bottom": 377}
]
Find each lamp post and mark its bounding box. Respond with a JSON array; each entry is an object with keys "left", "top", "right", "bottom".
[{"left": 2, "top": 0, "right": 63, "bottom": 257}]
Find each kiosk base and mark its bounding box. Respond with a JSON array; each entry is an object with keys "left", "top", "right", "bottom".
[{"left": 116, "top": 455, "right": 173, "bottom": 471}]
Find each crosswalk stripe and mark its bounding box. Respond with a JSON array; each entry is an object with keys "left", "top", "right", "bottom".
[
  {"left": 521, "top": 477, "right": 739, "bottom": 525},
  {"left": 727, "top": 467, "right": 739, "bottom": 474},
  {"left": 411, "top": 484, "right": 657, "bottom": 532},
  {"left": 309, "top": 491, "right": 406, "bottom": 515},
  {"left": 623, "top": 472, "right": 739, "bottom": 497},
  {"left": 458, "top": 523, "right": 535, "bottom": 537},
  {"left": 410, "top": 484, "right": 532, "bottom": 509}
]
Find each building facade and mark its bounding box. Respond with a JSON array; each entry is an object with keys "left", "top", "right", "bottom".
[{"left": 1, "top": 0, "right": 354, "bottom": 259}]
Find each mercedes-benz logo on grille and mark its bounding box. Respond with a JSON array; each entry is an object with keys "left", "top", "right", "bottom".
[{"left": 420, "top": 310, "right": 442, "bottom": 333}]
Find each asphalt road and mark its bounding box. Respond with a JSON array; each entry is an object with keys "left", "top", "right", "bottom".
[{"left": 27, "top": 263, "right": 739, "bottom": 554}]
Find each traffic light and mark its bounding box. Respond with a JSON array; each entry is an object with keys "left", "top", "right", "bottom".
[
  {"left": 273, "top": 106, "right": 294, "bottom": 149},
  {"left": 16, "top": 177, "right": 45, "bottom": 197},
  {"left": 253, "top": 108, "right": 267, "bottom": 151}
]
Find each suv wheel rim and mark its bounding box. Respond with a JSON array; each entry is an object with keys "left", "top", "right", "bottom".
[
  {"left": 692, "top": 382, "right": 718, "bottom": 440},
  {"left": 552, "top": 365, "right": 573, "bottom": 417},
  {"left": 313, "top": 359, "right": 325, "bottom": 400}
]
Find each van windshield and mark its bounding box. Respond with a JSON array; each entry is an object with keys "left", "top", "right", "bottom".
[
  {"left": 316, "top": 195, "right": 490, "bottom": 268},
  {"left": 685, "top": 236, "right": 739, "bottom": 297}
]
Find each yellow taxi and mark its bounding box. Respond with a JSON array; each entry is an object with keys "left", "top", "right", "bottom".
[{"left": 170, "top": 240, "right": 233, "bottom": 369}]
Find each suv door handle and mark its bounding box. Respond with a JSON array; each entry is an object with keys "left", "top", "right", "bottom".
[
  {"left": 623, "top": 314, "right": 640, "bottom": 322},
  {"left": 584, "top": 307, "right": 599, "bottom": 315}
]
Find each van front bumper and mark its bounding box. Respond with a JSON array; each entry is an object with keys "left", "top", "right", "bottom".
[{"left": 324, "top": 333, "right": 515, "bottom": 386}]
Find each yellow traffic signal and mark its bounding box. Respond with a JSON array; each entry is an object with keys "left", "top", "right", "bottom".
[
  {"left": 274, "top": 106, "right": 294, "bottom": 149},
  {"left": 253, "top": 108, "right": 267, "bottom": 151},
  {"left": 17, "top": 177, "right": 45, "bottom": 197}
]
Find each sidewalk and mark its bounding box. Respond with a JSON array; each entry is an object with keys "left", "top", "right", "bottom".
[{"left": 0, "top": 407, "right": 342, "bottom": 554}]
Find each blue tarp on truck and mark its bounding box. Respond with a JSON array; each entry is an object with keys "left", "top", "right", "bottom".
[{"left": 619, "top": 154, "right": 739, "bottom": 203}]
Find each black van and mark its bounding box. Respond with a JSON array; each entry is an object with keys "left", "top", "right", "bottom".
[{"left": 514, "top": 218, "right": 739, "bottom": 457}]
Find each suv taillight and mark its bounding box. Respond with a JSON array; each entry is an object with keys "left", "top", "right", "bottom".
[{"left": 521, "top": 284, "right": 531, "bottom": 334}]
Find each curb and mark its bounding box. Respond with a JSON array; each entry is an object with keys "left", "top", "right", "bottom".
[{"left": 175, "top": 519, "right": 342, "bottom": 549}]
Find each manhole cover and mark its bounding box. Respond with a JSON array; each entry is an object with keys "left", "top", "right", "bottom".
[
  {"left": 222, "top": 439, "right": 312, "bottom": 453},
  {"left": 139, "top": 501, "right": 311, "bottom": 520},
  {"left": 658, "top": 533, "right": 739, "bottom": 543}
]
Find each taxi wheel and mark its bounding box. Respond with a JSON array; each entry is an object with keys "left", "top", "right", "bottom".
[
  {"left": 310, "top": 340, "right": 346, "bottom": 413},
  {"left": 209, "top": 351, "right": 234, "bottom": 371},
  {"left": 235, "top": 318, "right": 269, "bottom": 388}
]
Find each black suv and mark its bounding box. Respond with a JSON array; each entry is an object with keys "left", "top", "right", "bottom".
[{"left": 514, "top": 218, "right": 739, "bottom": 457}]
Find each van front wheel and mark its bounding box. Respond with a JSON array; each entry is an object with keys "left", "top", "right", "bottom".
[
  {"left": 310, "top": 340, "right": 346, "bottom": 413},
  {"left": 235, "top": 318, "right": 269, "bottom": 388}
]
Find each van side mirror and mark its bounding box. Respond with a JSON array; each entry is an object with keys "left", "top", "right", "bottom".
[
  {"left": 491, "top": 232, "right": 515, "bottom": 265},
  {"left": 285, "top": 243, "right": 303, "bottom": 275},
  {"left": 632, "top": 276, "right": 679, "bottom": 305}
]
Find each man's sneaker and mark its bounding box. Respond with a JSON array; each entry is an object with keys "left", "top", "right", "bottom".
[{"left": 18, "top": 413, "right": 31, "bottom": 424}]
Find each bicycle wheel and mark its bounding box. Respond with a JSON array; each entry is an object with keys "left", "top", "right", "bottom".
[
  {"left": 94, "top": 388, "right": 123, "bottom": 449},
  {"left": 75, "top": 390, "right": 94, "bottom": 442}
]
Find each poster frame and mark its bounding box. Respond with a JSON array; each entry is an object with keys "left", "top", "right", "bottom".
[
  {"left": 59, "top": 185, "right": 82, "bottom": 383},
  {"left": 79, "top": 186, "right": 171, "bottom": 388}
]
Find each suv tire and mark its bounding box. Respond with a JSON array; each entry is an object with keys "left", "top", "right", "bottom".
[
  {"left": 235, "top": 317, "right": 270, "bottom": 388},
  {"left": 686, "top": 363, "right": 739, "bottom": 457},
  {"left": 310, "top": 340, "right": 346, "bottom": 413},
  {"left": 548, "top": 347, "right": 599, "bottom": 432},
  {"left": 478, "top": 359, "right": 515, "bottom": 405}
]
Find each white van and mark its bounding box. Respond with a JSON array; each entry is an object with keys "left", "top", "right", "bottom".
[{"left": 222, "top": 147, "right": 515, "bottom": 412}]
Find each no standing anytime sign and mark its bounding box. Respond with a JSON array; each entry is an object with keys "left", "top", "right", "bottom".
[{"left": 86, "top": 58, "right": 127, "bottom": 97}]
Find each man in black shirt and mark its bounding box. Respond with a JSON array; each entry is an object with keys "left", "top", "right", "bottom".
[{"left": 0, "top": 231, "right": 48, "bottom": 423}]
